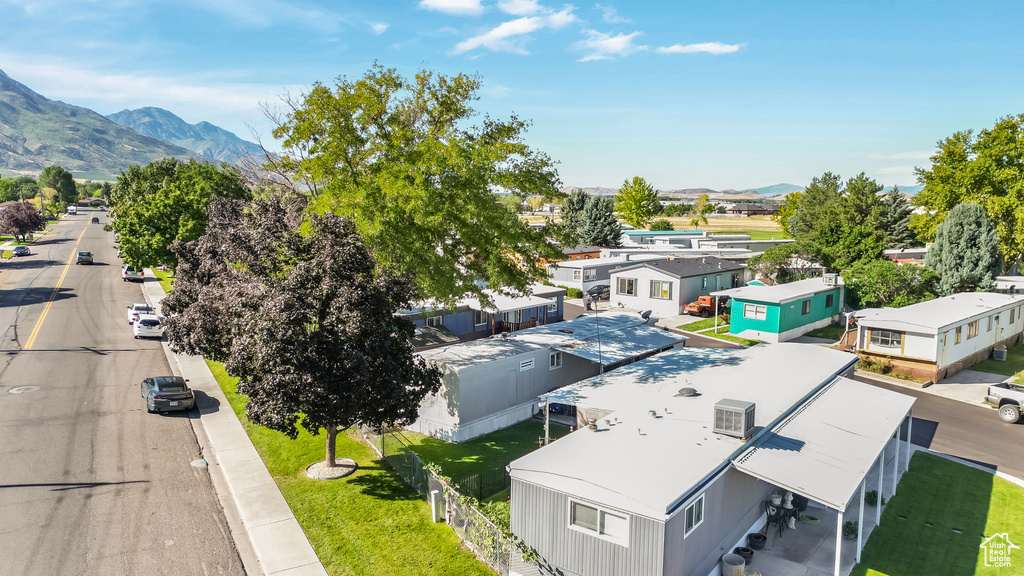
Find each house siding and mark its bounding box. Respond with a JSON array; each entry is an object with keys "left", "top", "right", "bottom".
[
  {"left": 610, "top": 267, "right": 740, "bottom": 316},
  {"left": 663, "top": 468, "right": 771, "bottom": 576},
  {"left": 512, "top": 479, "right": 665, "bottom": 576},
  {"left": 730, "top": 287, "right": 841, "bottom": 343}
]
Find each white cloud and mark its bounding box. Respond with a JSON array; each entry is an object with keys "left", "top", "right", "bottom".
[
  {"left": 452, "top": 6, "right": 577, "bottom": 55},
  {"left": 419, "top": 0, "right": 484, "bottom": 16},
  {"left": 576, "top": 30, "right": 646, "bottom": 62},
  {"left": 368, "top": 21, "right": 389, "bottom": 35},
  {"left": 656, "top": 42, "right": 741, "bottom": 55},
  {"left": 596, "top": 3, "right": 630, "bottom": 23},
  {"left": 498, "top": 0, "right": 542, "bottom": 15}
]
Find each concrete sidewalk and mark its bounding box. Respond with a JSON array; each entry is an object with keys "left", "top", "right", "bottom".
[
  {"left": 857, "top": 367, "right": 1008, "bottom": 408},
  {"left": 141, "top": 271, "right": 328, "bottom": 576}
]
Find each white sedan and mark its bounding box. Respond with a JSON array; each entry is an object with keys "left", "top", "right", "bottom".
[
  {"left": 133, "top": 314, "right": 164, "bottom": 339},
  {"left": 127, "top": 303, "right": 154, "bottom": 324}
]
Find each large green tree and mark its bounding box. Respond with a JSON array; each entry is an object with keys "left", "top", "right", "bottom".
[
  {"left": 842, "top": 260, "right": 936, "bottom": 309},
  {"left": 164, "top": 196, "right": 441, "bottom": 466},
  {"left": 561, "top": 188, "right": 588, "bottom": 235},
  {"left": 771, "top": 191, "right": 802, "bottom": 233},
  {"left": 578, "top": 196, "right": 622, "bottom": 247},
  {"left": 879, "top": 187, "right": 917, "bottom": 249},
  {"left": 614, "top": 176, "right": 660, "bottom": 229},
  {"left": 925, "top": 202, "right": 999, "bottom": 295},
  {"left": 270, "top": 64, "right": 568, "bottom": 306},
  {"left": 913, "top": 114, "right": 1024, "bottom": 272},
  {"left": 689, "top": 193, "right": 714, "bottom": 230},
  {"left": 38, "top": 166, "right": 77, "bottom": 205},
  {"left": 108, "top": 158, "right": 251, "bottom": 269}
]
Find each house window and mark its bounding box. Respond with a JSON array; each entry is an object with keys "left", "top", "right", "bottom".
[
  {"left": 424, "top": 315, "right": 443, "bottom": 327},
  {"left": 701, "top": 277, "right": 708, "bottom": 290},
  {"left": 572, "top": 270, "right": 582, "bottom": 281},
  {"left": 550, "top": 351, "right": 562, "bottom": 370},
  {"left": 684, "top": 494, "right": 705, "bottom": 537},
  {"left": 732, "top": 274, "right": 740, "bottom": 288},
  {"left": 569, "top": 501, "right": 629, "bottom": 543},
  {"left": 954, "top": 327, "right": 962, "bottom": 344},
  {"left": 474, "top": 310, "right": 489, "bottom": 326},
  {"left": 548, "top": 302, "right": 558, "bottom": 314},
  {"left": 801, "top": 300, "right": 811, "bottom": 315},
  {"left": 584, "top": 269, "right": 597, "bottom": 281},
  {"left": 967, "top": 320, "right": 979, "bottom": 339},
  {"left": 988, "top": 316, "right": 993, "bottom": 332},
  {"left": 743, "top": 303, "right": 766, "bottom": 321},
  {"left": 870, "top": 330, "right": 902, "bottom": 348},
  {"left": 1012, "top": 309, "right": 1016, "bottom": 324},
  {"left": 825, "top": 294, "right": 834, "bottom": 308},
  {"left": 650, "top": 280, "right": 672, "bottom": 300},
  {"left": 520, "top": 358, "right": 535, "bottom": 372},
  {"left": 617, "top": 278, "right": 637, "bottom": 296}
]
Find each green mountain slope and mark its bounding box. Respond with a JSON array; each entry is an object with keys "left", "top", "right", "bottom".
[
  {"left": 0, "top": 68, "right": 205, "bottom": 179},
  {"left": 107, "top": 107, "right": 263, "bottom": 164}
]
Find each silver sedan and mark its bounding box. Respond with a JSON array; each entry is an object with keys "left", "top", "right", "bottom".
[{"left": 140, "top": 377, "right": 195, "bottom": 413}]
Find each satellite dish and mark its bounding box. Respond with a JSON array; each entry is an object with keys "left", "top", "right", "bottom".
[{"left": 640, "top": 310, "right": 653, "bottom": 321}]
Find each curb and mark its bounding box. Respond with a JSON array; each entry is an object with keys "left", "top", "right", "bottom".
[
  {"left": 855, "top": 370, "right": 995, "bottom": 410},
  {"left": 142, "top": 269, "right": 328, "bottom": 576}
]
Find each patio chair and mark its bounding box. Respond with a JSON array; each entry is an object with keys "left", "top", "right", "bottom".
[{"left": 762, "top": 502, "right": 786, "bottom": 537}]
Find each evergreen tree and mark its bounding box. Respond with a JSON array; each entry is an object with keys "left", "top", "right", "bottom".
[
  {"left": 578, "top": 196, "right": 622, "bottom": 247},
  {"left": 925, "top": 203, "right": 999, "bottom": 295},
  {"left": 562, "top": 188, "right": 588, "bottom": 235},
  {"left": 879, "top": 187, "right": 917, "bottom": 249}
]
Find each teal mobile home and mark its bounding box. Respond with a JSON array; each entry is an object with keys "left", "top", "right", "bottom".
[{"left": 713, "top": 276, "right": 844, "bottom": 343}]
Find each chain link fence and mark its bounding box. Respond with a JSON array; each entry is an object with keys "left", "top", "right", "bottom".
[{"left": 357, "top": 427, "right": 518, "bottom": 576}]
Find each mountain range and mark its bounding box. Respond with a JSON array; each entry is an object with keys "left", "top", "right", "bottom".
[
  {"left": 0, "top": 68, "right": 208, "bottom": 179},
  {"left": 107, "top": 107, "right": 263, "bottom": 165},
  {"left": 560, "top": 183, "right": 804, "bottom": 201}
]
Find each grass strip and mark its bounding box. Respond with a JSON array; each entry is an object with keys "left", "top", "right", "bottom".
[{"left": 205, "top": 360, "right": 494, "bottom": 576}]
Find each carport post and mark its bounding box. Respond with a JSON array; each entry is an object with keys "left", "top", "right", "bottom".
[
  {"left": 857, "top": 480, "right": 865, "bottom": 563},
  {"left": 834, "top": 511, "right": 842, "bottom": 576},
  {"left": 876, "top": 447, "right": 883, "bottom": 526},
  {"left": 544, "top": 399, "right": 550, "bottom": 445},
  {"left": 714, "top": 296, "right": 719, "bottom": 333},
  {"left": 906, "top": 409, "right": 913, "bottom": 472},
  {"left": 892, "top": 429, "right": 900, "bottom": 496}
]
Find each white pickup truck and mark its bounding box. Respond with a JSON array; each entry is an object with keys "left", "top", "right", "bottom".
[{"left": 985, "top": 382, "right": 1024, "bottom": 423}]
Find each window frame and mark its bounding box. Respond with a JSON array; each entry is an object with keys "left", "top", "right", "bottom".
[
  {"left": 743, "top": 303, "right": 766, "bottom": 321},
  {"left": 870, "top": 330, "right": 903, "bottom": 348},
  {"left": 967, "top": 320, "right": 979, "bottom": 339},
  {"left": 825, "top": 294, "right": 834, "bottom": 308},
  {"left": 650, "top": 280, "right": 672, "bottom": 300},
  {"left": 572, "top": 270, "right": 582, "bottom": 281},
  {"left": 568, "top": 500, "right": 630, "bottom": 545},
  {"left": 549, "top": 351, "right": 563, "bottom": 370},
  {"left": 954, "top": 326, "right": 962, "bottom": 344},
  {"left": 701, "top": 277, "right": 708, "bottom": 290},
  {"left": 617, "top": 277, "right": 637, "bottom": 296},
  {"left": 583, "top": 269, "right": 597, "bottom": 281},
  {"left": 473, "top": 310, "right": 489, "bottom": 327},
  {"left": 424, "top": 315, "right": 443, "bottom": 327},
  {"left": 683, "top": 493, "right": 705, "bottom": 537},
  {"left": 801, "top": 300, "right": 811, "bottom": 315}
]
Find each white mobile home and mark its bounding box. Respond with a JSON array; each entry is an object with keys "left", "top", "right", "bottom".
[
  {"left": 547, "top": 255, "right": 666, "bottom": 293},
  {"left": 608, "top": 257, "right": 746, "bottom": 317},
  {"left": 856, "top": 292, "right": 1024, "bottom": 381},
  {"left": 411, "top": 312, "right": 684, "bottom": 443}
]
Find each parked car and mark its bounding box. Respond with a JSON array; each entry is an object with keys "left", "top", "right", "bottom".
[
  {"left": 127, "top": 303, "right": 154, "bottom": 324},
  {"left": 91, "top": 217, "right": 100, "bottom": 224},
  {"left": 985, "top": 382, "right": 1024, "bottom": 423},
  {"left": 12, "top": 246, "right": 30, "bottom": 257},
  {"left": 122, "top": 264, "right": 144, "bottom": 282},
  {"left": 133, "top": 314, "right": 164, "bottom": 339},
  {"left": 140, "top": 376, "right": 195, "bottom": 413},
  {"left": 586, "top": 284, "right": 610, "bottom": 301},
  {"left": 76, "top": 251, "right": 93, "bottom": 265}
]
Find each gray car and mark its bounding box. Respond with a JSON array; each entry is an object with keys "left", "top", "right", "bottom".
[
  {"left": 141, "top": 376, "right": 195, "bottom": 413},
  {"left": 12, "top": 246, "right": 30, "bottom": 256}
]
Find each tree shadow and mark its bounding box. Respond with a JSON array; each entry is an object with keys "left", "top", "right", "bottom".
[
  {"left": 0, "top": 287, "right": 76, "bottom": 308},
  {"left": 1, "top": 259, "right": 63, "bottom": 271},
  {"left": 345, "top": 460, "right": 423, "bottom": 502}
]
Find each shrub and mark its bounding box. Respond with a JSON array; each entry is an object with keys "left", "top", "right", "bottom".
[
  {"left": 566, "top": 288, "right": 583, "bottom": 299},
  {"left": 864, "top": 490, "right": 887, "bottom": 506},
  {"left": 649, "top": 219, "right": 674, "bottom": 231}
]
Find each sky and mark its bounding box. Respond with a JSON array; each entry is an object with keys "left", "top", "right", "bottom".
[{"left": 1, "top": 0, "right": 1023, "bottom": 191}]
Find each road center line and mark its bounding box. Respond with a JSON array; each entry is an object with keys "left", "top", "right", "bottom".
[{"left": 24, "top": 228, "right": 87, "bottom": 350}]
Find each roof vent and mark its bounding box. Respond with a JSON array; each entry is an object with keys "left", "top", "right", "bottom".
[
  {"left": 557, "top": 329, "right": 574, "bottom": 334},
  {"left": 714, "top": 399, "right": 755, "bottom": 439},
  {"left": 676, "top": 387, "right": 699, "bottom": 397}
]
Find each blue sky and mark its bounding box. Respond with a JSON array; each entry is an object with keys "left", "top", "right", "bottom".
[{"left": 2, "top": 0, "right": 1022, "bottom": 190}]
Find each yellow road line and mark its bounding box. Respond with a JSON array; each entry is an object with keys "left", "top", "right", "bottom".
[{"left": 24, "top": 228, "right": 88, "bottom": 350}]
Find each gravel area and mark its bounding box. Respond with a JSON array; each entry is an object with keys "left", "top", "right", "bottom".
[{"left": 305, "top": 458, "right": 357, "bottom": 480}]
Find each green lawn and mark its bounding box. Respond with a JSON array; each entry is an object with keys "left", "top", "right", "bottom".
[
  {"left": 676, "top": 318, "right": 760, "bottom": 346},
  {"left": 851, "top": 451, "right": 1024, "bottom": 576},
  {"left": 972, "top": 342, "right": 1024, "bottom": 383},
  {"left": 396, "top": 419, "right": 572, "bottom": 481},
  {"left": 677, "top": 317, "right": 726, "bottom": 331},
  {"left": 151, "top": 269, "right": 175, "bottom": 294},
  {"left": 805, "top": 324, "right": 846, "bottom": 341},
  {"left": 710, "top": 230, "right": 792, "bottom": 240},
  {"left": 206, "top": 361, "right": 494, "bottom": 576}
]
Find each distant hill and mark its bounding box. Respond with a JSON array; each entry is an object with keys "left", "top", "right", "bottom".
[
  {"left": 744, "top": 183, "right": 804, "bottom": 198},
  {"left": 562, "top": 186, "right": 769, "bottom": 202},
  {"left": 0, "top": 68, "right": 206, "bottom": 179},
  {"left": 107, "top": 107, "right": 263, "bottom": 164},
  {"left": 883, "top": 185, "right": 923, "bottom": 195}
]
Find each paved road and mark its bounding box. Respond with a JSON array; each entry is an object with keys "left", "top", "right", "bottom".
[
  {"left": 857, "top": 373, "right": 1024, "bottom": 480},
  {"left": 0, "top": 210, "right": 244, "bottom": 576}
]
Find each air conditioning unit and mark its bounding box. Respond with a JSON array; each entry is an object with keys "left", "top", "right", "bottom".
[
  {"left": 823, "top": 273, "right": 838, "bottom": 286},
  {"left": 713, "top": 399, "right": 756, "bottom": 439}
]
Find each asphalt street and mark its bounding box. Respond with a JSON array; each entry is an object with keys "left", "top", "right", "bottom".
[
  {"left": 856, "top": 373, "right": 1024, "bottom": 480},
  {"left": 0, "top": 209, "right": 244, "bottom": 576}
]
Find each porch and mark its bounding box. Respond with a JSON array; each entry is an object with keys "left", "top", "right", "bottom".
[{"left": 738, "top": 435, "right": 907, "bottom": 576}]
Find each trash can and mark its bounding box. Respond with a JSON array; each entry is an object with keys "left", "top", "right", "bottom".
[
  {"left": 993, "top": 346, "right": 1007, "bottom": 361},
  {"left": 720, "top": 553, "right": 745, "bottom": 576}
]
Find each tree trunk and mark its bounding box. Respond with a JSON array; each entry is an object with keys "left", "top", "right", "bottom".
[{"left": 325, "top": 426, "right": 337, "bottom": 467}]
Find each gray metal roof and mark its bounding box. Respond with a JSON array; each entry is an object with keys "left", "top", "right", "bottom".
[
  {"left": 612, "top": 256, "right": 744, "bottom": 279},
  {"left": 512, "top": 344, "right": 859, "bottom": 520},
  {"left": 857, "top": 292, "right": 1024, "bottom": 334},
  {"left": 418, "top": 312, "right": 684, "bottom": 370},
  {"left": 712, "top": 277, "right": 840, "bottom": 304},
  {"left": 732, "top": 376, "right": 914, "bottom": 512},
  {"left": 550, "top": 255, "right": 667, "bottom": 269}
]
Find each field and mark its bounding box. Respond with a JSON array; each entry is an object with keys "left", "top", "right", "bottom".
[{"left": 523, "top": 214, "right": 787, "bottom": 236}]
